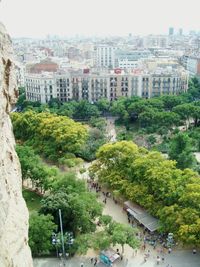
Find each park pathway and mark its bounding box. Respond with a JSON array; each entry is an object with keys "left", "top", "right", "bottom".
[{"left": 105, "top": 116, "right": 117, "bottom": 142}]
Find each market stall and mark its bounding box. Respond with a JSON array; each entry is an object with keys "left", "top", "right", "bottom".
[{"left": 100, "top": 249, "right": 120, "bottom": 266}]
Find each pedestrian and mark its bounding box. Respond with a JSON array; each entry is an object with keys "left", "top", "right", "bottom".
[
  {"left": 193, "top": 248, "right": 197, "bottom": 254},
  {"left": 94, "top": 257, "right": 98, "bottom": 266},
  {"left": 80, "top": 263, "right": 84, "bottom": 267},
  {"left": 168, "top": 248, "right": 172, "bottom": 254},
  {"left": 90, "top": 257, "right": 94, "bottom": 263}
]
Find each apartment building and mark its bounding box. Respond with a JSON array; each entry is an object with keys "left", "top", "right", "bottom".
[
  {"left": 186, "top": 56, "right": 200, "bottom": 76},
  {"left": 114, "top": 49, "right": 153, "bottom": 69},
  {"left": 26, "top": 72, "right": 55, "bottom": 103},
  {"left": 25, "top": 67, "right": 188, "bottom": 104},
  {"left": 94, "top": 45, "right": 116, "bottom": 68}
]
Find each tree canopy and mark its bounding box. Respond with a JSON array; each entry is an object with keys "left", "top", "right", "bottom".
[
  {"left": 12, "top": 111, "right": 88, "bottom": 161},
  {"left": 29, "top": 213, "right": 57, "bottom": 256},
  {"left": 91, "top": 141, "right": 200, "bottom": 245}
]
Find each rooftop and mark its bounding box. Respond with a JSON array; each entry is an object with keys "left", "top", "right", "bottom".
[{"left": 124, "top": 201, "right": 159, "bottom": 232}]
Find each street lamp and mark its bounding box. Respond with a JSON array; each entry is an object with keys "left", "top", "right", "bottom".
[
  {"left": 59, "top": 209, "right": 66, "bottom": 266},
  {"left": 65, "top": 232, "right": 74, "bottom": 257},
  {"left": 52, "top": 210, "right": 75, "bottom": 266},
  {"left": 52, "top": 232, "right": 60, "bottom": 257}
]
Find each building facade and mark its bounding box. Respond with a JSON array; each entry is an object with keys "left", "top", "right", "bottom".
[
  {"left": 186, "top": 56, "right": 200, "bottom": 76},
  {"left": 94, "top": 45, "right": 116, "bottom": 68},
  {"left": 169, "top": 27, "right": 174, "bottom": 36},
  {"left": 25, "top": 68, "right": 188, "bottom": 104},
  {"left": 25, "top": 73, "right": 55, "bottom": 103},
  {"left": 114, "top": 50, "right": 153, "bottom": 69}
]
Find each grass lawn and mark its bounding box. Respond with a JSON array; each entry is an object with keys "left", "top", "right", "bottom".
[{"left": 22, "top": 188, "right": 42, "bottom": 213}]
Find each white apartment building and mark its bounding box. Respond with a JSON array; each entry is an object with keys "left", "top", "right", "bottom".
[
  {"left": 15, "top": 62, "right": 26, "bottom": 87},
  {"left": 94, "top": 45, "right": 116, "bottom": 68},
  {"left": 25, "top": 67, "right": 188, "bottom": 104},
  {"left": 118, "top": 59, "right": 139, "bottom": 69},
  {"left": 186, "top": 56, "right": 200, "bottom": 76},
  {"left": 143, "top": 35, "right": 169, "bottom": 48},
  {"left": 26, "top": 73, "right": 55, "bottom": 103},
  {"left": 114, "top": 50, "right": 153, "bottom": 69}
]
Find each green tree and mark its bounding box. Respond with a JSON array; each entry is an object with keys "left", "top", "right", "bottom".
[
  {"left": 40, "top": 189, "right": 103, "bottom": 234},
  {"left": 108, "top": 221, "right": 139, "bottom": 254},
  {"left": 48, "top": 98, "right": 62, "bottom": 109},
  {"left": 168, "top": 132, "right": 195, "bottom": 169},
  {"left": 110, "top": 97, "right": 128, "bottom": 122},
  {"left": 92, "top": 141, "right": 200, "bottom": 245},
  {"left": 73, "top": 100, "right": 100, "bottom": 120},
  {"left": 12, "top": 111, "right": 88, "bottom": 161},
  {"left": 160, "top": 95, "right": 183, "bottom": 111},
  {"left": 172, "top": 103, "right": 194, "bottom": 128},
  {"left": 16, "top": 144, "right": 58, "bottom": 192},
  {"left": 57, "top": 101, "right": 78, "bottom": 118},
  {"left": 73, "top": 220, "right": 139, "bottom": 255},
  {"left": 138, "top": 108, "right": 156, "bottom": 128},
  {"left": 147, "top": 135, "right": 156, "bottom": 148},
  {"left": 29, "top": 213, "right": 57, "bottom": 256},
  {"left": 96, "top": 98, "right": 110, "bottom": 114}
]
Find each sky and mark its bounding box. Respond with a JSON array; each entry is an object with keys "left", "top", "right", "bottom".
[{"left": 0, "top": 0, "right": 200, "bottom": 38}]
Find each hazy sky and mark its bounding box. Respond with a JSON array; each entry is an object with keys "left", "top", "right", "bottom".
[{"left": 0, "top": 0, "right": 199, "bottom": 38}]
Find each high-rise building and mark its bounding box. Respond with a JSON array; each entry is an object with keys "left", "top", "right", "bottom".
[
  {"left": 169, "top": 27, "right": 174, "bottom": 36},
  {"left": 179, "top": 28, "right": 183, "bottom": 36},
  {"left": 94, "top": 45, "right": 116, "bottom": 68}
]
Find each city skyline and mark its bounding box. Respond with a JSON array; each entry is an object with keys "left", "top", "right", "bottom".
[{"left": 0, "top": 0, "right": 200, "bottom": 38}]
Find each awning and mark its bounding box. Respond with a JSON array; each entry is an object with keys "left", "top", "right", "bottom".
[{"left": 126, "top": 202, "right": 159, "bottom": 232}]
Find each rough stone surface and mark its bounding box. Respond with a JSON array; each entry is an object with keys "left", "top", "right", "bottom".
[{"left": 0, "top": 22, "right": 33, "bottom": 267}]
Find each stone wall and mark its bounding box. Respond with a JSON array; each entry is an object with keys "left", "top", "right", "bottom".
[{"left": 0, "top": 22, "right": 33, "bottom": 267}]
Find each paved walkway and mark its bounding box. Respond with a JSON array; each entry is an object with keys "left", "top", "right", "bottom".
[
  {"left": 34, "top": 249, "right": 200, "bottom": 267},
  {"left": 105, "top": 117, "right": 117, "bottom": 142}
]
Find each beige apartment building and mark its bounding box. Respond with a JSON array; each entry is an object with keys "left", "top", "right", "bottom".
[{"left": 25, "top": 68, "right": 188, "bottom": 104}]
